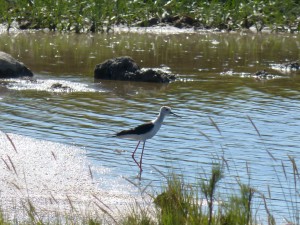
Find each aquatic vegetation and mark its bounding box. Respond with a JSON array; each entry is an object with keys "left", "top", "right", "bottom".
[
  {"left": 0, "top": 0, "right": 299, "bottom": 33},
  {"left": 124, "top": 164, "right": 267, "bottom": 225}
]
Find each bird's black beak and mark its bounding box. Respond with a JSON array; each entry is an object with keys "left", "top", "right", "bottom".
[{"left": 171, "top": 111, "right": 181, "bottom": 118}]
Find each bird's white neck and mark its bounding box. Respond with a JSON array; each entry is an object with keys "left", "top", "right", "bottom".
[{"left": 152, "top": 111, "right": 166, "bottom": 125}]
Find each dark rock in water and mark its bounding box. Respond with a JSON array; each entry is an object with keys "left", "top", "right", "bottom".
[
  {"left": 282, "top": 61, "right": 299, "bottom": 71},
  {"left": 94, "top": 56, "right": 176, "bottom": 83},
  {"left": 137, "top": 69, "right": 176, "bottom": 83},
  {"left": 51, "top": 83, "right": 64, "bottom": 89},
  {"left": 254, "top": 70, "right": 269, "bottom": 77},
  {"left": 0, "top": 51, "right": 33, "bottom": 78},
  {"left": 253, "top": 70, "right": 276, "bottom": 79},
  {"left": 270, "top": 60, "right": 300, "bottom": 73},
  {"left": 94, "top": 56, "right": 140, "bottom": 80},
  {"left": 50, "top": 82, "right": 72, "bottom": 91}
]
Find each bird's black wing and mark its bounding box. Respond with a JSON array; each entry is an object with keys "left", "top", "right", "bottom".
[{"left": 116, "top": 122, "right": 154, "bottom": 136}]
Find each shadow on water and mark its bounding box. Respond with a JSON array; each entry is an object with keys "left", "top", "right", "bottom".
[{"left": 0, "top": 31, "right": 300, "bottom": 222}]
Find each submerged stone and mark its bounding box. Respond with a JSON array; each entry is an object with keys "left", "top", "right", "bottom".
[
  {"left": 94, "top": 56, "right": 176, "bottom": 83},
  {"left": 137, "top": 69, "right": 176, "bottom": 83},
  {"left": 270, "top": 61, "right": 300, "bottom": 73},
  {"left": 0, "top": 51, "right": 33, "bottom": 78},
  {"left": 280, "top": 61, "right": 299, "bottom": 71},
  {"left": 252, "top": 70, "right": 277, "bottom": 79},
  {"left": 50, "top": 82, "right": 73, "bottom": 91}
]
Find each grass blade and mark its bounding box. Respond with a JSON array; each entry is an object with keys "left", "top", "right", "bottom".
[
  {"left": 151, "top": 166, "right": 167, "bottom": 179},
  {"left": 209, "top": 117, "right": 222, "bottom": 135},
  {"left": 266, "top": 149, "right": 277, "bottom": 161},
  {"left": 5, "top": 133, "right": 18, "bottom": 153},
  {"left": 92, "top": 194, "right": 117, "bottom": 223},
  {"left": 92, "top": 194, "right": 112, "bottom": 213},
  {"left": 88, "top": 165, "right": 93, "bottom": 180},
  {"left": 247, "top": 115, "right": 261, "bottom": 137},
  {"left": 7, "top": 155, "right": 18, "bottom": 176},
  {"left": 51, "top": 151, "right": 57, "bottom": 160},
  {"left": 2, "top": 157, "right": 11, "bottom": 171},
  {"left": 198, "top": 130, "right": 213, "bottom": 142}
]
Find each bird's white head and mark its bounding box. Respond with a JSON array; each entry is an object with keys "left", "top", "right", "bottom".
[{"left": 159, "top": 106, "right": 180, "bottom": 117}]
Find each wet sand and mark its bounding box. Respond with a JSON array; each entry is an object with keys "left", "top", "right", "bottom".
[{"left": 0, "top": 131, "right": 148, "bottom": 223}]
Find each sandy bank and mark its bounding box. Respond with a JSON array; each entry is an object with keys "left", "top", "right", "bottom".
[{"left": 0, "top": 131, "right": 148, "bottom": 223}]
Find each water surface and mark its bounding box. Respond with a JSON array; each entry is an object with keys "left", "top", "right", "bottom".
[{"left": 0, "top": 31, "right": 299, "bottom": 223}]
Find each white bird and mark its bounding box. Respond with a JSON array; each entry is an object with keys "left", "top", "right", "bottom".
[{"left": 114, "top": 106, "right": 180, "bottom": 172}]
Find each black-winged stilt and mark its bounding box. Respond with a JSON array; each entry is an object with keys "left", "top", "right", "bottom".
[{"left": 114, "top": 106, "right": 180, "bottom": 172}]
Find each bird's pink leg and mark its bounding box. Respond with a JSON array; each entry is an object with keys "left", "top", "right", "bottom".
[
  {"left": 132, "top": 141, "right": 141, "bottom": 168},
  {"left": 139, "top": 141, "right": 146, "bottom": 172}
]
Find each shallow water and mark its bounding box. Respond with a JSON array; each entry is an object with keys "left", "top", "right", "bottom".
[{"left": 0, "top": 30, "right": 300, "bottom": 223}]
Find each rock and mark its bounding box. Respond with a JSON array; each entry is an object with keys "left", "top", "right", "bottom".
[
  {"left": 94, "top": 56, "right": 176, "bottom": 83},
  {"left": 51, "top": 83, "right": 67, "bottom": 89},
  {"left": 254, "top": 70, "right": 269, "bottom": 77},
  {"left": 137, "top": 69, "right": 176, "bottom": 83},
  {"left": 50, "top": 82, "right": 73, "bottom": 92},
  {"left": 0, "top": 51, "right": 33, "bottom": 78},
  {"left": 253, "top": 70, "right": 276, "bottom": 79},
  {"left": 270, "top": 61, "right": 300, "bottom": 73},
  {"left": 281, "top": 61, "right": 299, "bottom": 71},
  {"left": 94, "top": 56, "right": 140, "bottom": 80}
]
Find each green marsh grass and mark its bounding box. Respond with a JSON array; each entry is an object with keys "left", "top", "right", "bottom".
[
  {"left": 149, "top": 164, "right": 262, "bottom": 225},
  {"left": 0, "top": 0, "right": 299, "bottom": 33}
]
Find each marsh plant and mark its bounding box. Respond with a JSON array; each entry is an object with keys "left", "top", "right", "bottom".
[
  {"left": 0, "top": 0, "right": 299, "bottom": 33},
  {"left": 144, "top": 163, "right": 263, "bottom": 225}
]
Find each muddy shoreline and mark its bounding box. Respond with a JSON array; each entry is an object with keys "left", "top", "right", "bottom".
[{"left": 0, "top": 131, "right": 147, "bottom": 223}]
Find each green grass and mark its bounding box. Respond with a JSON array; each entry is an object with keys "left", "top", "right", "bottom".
[
  {"left": 131, "top": 163, "right": 262, "bottom": 225},
  {"left": 0, "top": 0, "right": 299, "bottom": 33},
  {"left": 119, "top": 163, "right": 270, "bottom": 225}
]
